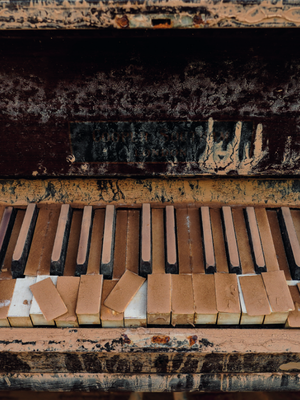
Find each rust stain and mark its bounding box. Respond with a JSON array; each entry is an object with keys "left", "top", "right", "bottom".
[
  {"left": 152, "top": 335, "right": 170, "bottom": 344},
  {"left": 193, "top": 15, "right": 204, "bottom": 25},
  {"left": 116, "top": 15, "right": 129, "bottom": 28},
  {"left": 188, "top": 335, "right": 198, "bottom": 346},
  {"left": 121, "top": 334, "right": 131, "bottom": 344}
]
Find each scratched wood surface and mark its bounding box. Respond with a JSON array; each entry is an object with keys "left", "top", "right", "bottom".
[
  {"left": 1, "top": 30, "right": 300, "bottom": 178},
  {"left": 1, "top": 0, "right": 300, "bottom": 29}
]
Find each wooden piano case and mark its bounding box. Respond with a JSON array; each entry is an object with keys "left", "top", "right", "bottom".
[{"left": 2, "top": 2, "right": 300, "bottom": 391}]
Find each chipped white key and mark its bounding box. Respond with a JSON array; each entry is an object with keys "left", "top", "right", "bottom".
[
  {"left": 30, "top": 275, "right": 58, "bottom": 326},
  {"left": 124, "top": 281, "right": 147, "bottom": 327},
  {"left": 8, "top": 276, "right": 36, "bottom": 327}
]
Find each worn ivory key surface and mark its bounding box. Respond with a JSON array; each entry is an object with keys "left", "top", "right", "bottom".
[
  {"left": 237, "top": 274, "right": 271, "bottom": 325},
  {"left": 8, "top": 276, "right": 37, "bottom": 327},
  {"left": 124, "top": 281, "right": 147, "bottom": 327},
  {"left": 104, "top": 270, "right": 145, "bottom": 313},
  {"left": 100, "top": 280, "right": 124, "bottom": 327},
  {"left": 171, "top": 274, "right": 194, "bottom": 326},
  {"left": 0, "top": 279, "right": 16, "bottom": 327},
  {"left": 55, "top": 276, "right": 80, "bottom": 327},
  {"left": 30, "top": 275, "right": 59, "bottom": 326},
  {"left": 215, "top": 273, "right": 240, "bottom": 325},
  {"left": 193, "top": 274, "right": 217, "bottom": 324},
  {"left": 147, "top": 273, "right": 171, "bottom": 325},
  {"left": 262, "top": 270, "right": 294, "bottom": 324},
  {"left": 76, "top": 274, "right": 103, "bottom": 325}
]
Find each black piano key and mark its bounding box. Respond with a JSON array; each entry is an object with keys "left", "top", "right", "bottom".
[
  {"left": 222, "top": 206, "right": 241, "bottom": 274},
  {"left": 140, "top": 203, "right": 152, "bottom": 277},
  {"left": 75, "top": 206, "right": 93, "bottom": 276},
  {"left": 165, "top": 205, "right": 178, "bottom": 274},
  {"left": 11, "top": 203, "right": 38, "bottom": 279},
  {"left": 101, "top": 205, "right": 116, "bottom": 279},
  {"left": 0, "top": 207, "right": 16, "bottom": 268},
  {"left": 200, "top": 206, "right": 216, "bottom": 274},
  {"left": 245, "top": 206, "right": 266, "bottom": 274},
  {"left": 278, "top": 207, "right": 300, "bottom": 280},
  {"left": 50, "top": 204, "right": 72, "bottom": 276}
]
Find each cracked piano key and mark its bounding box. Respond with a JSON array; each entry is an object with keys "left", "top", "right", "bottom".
[
  {"left": 245, "top": 207, "right": 266, "bottom": 274},
  {"left": 51, "top": 204, "right": 72, "bottom": 276},
  {"left": 124, "top": 281, "right": 147, "bottom": 327},
  {"left": 232, "top": 208, "right": 255, "bottom": 275},
  {"left": 176, "top": 208, "right": 191, "bottom": 274},
  {"left": 126, "top": 210, "right": 140, "bottom": 275},
  {"left": 0, "top": 207, "right": 16, "bottom": 269},
  {"left": 238, "top": 274, "right": 271, "bottom": 325},
  {"left": 55, "top": 276, "right": 80, "bottom": 328},
  {"left": 171, "top": 274, "right": 194, "bottom": 326},
  {"left": 0, "top": 279, "right": 16, "bottom": 327},
  {"left": 201, "top": 206, "right": 216, "bottom": 274},
  {"left": 63, "top": 210, "right": 83, "bottom": 277},
  {"left": 189, "top": 208, "right": 205, "bottom": 274},
  {"left": 112, "top": 210, "right": 127, "bottom": 280},
  {"left": 0, "top": 210, "right": 25, "bottom": 280},
  {"left": 104, "top": 270, "right": 145, "bottom": 313},
  {"left": 29, "top": 275, "right": 58, "bottom": 326},
  {"left": 278, "top": 207, "right": 300, "bottom": 280},
  {"left": 267, "top": 210, "right": 291, "bottom": 280},
  {"left": 76, "top": 274, "right": 103, "bottom": 325},
  {"left": 86, "top": 209, "right": 105, "bottom": 275},
  {"left": 100, "top": 280, "right": 123, "bottom": 327},
  {"left": 222, "top": 206, "right": 241, "bottom": 274},
  {"left": 101, "top": 205, "right": 116, "bottom": 279},
  {"left": 8, "top": 276, "right": 36, "bottom": 327},
  {"left": 262, "top": 270, "right": 294, "bottom": 324},
  {"left": 140, "top": 204, "right": 152, "bottom": 277},
  {"left": 76, "top": 206, "right": 93, "bottom": 276},
  {"left": 255, "top": 208, "right": 279, "bottom": 272},
  {"left": 147, "top": 273, "right": 171, "bottom": 325},
  {"left": 165, "top": 206, "right": 178, "bottom": 274},
  {"left": 30, "top": 277, "right": 67, "bottom": 323},
  {"left": 25, "top": 205, "right": 60, "bottom": 277},
  {"left": 152, "top": 209, "right": 165, "bottom": 274},
  {"left": 215, "top": 273, "right": 240, "bottom": 325},
  {"left": 286, "top": 285, "right": 300, "bottom": 328},
  {"left": 193, "top": 274, "right": 217, "bottom": 325},
  {"left": 11, "top": 203, "right": 38, "bottom": 279}
]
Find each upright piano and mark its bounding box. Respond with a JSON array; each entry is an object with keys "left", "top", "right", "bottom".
[{"left": 1, "top": 0, "right": 300, "bottom": 392}]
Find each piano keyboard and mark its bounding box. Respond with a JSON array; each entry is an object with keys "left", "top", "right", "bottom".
[{"left": 0, "top": 203, "right": 300, "bottom": 328}]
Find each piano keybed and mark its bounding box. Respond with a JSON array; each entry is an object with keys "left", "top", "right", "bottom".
[{"left": 0, "top": 203, "right": 300, "bottom": 328}]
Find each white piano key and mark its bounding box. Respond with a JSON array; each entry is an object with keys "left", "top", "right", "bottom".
[
  {"left": 8, "top": 276, "right": 36, "bottom": 327},
  {"left": 124, "top": 281, "right": 147, "bottom": 327},
  {"left": 30, "top": 275, "right": 58, "bottom": 326}
]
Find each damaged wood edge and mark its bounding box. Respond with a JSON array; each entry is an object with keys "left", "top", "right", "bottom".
[
  {"left": 1, "top": 177, "right": 300, "bottom": 207},
  {"left": 0, "top": 372, "right": 299, "bottom": 392},
  {"left": 2, "top": 0, "right": 300, "bottom": 29}
]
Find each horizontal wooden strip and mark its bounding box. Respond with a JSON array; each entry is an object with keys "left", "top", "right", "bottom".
[
  {"left": 2, "top": 178, "right": 300, "bottom": 207},
  {"left": 0, "top": 372, "right": 299, "bottom": 392}
]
